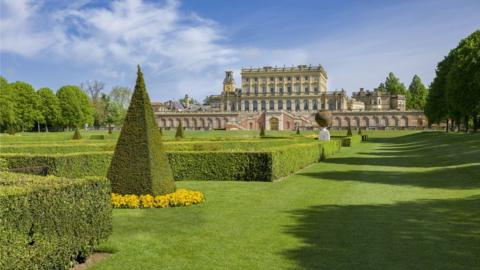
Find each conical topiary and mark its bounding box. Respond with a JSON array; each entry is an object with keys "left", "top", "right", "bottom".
[
  {"left": 296, "top": 126, "right": 300, "bottom": 135},
  {"left": 175, "top": 122, "right": 184, "bottom": 139},
  {"left": 107, "top": 66, "right": 175, "bottom": 195},
  {"left": 347, "top": 124, "right": 352, "bottom": 136},
  {"left": 72, "top": 128, "right": 82, "bottom": 140},
  {"left": 159, "top": 127, "right": 163, "bottom": 137},
  {"left": 260, "top": 124, "right": 266, "bottom": 137},
  {"left": 358, "top": 128, "right": 362, "bottom": 135}
]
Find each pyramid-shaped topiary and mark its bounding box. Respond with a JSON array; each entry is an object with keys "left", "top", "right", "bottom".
[
  {"left": 72, "top": 127, "right": 82, "bottom": 140},
  {"left": 107, "top": 66, "right": 175, "bottom": 195},
  {"left": 347, "top": 124, "right": 352, "bottom": 136},
  {"left": 175, "top": 122, "right": 184, "bottom": 139},
  {"left": 260, "top": 124, "right": 266, "bottom": 137}
]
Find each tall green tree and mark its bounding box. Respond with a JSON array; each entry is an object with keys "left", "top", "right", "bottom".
[
  {"left": 37, "top": 87, "right": 62, "bottom": 131},
  {"left": 377, "top": 82, "right": 386, "bottom": 92},
  {"left": 103, "top": 94, "right": 126, "bottom": 128},
  {"left": 0, "top": 77, "right": 18, "bottom": 133},
  {"left": 57, "top": 85, "right": 94, "bottom": 129},
  {"left": 384, "top": 72, "right": 407, "bottom": 95},
  {"left": 407, "top": 75, "right": 428, "bottom": 110},
  {"left": 9, "top": 81, "right": 43, "bottom": 131},
  {"left": 445, "top": 30, "right": 480, "bottom": 132},
  {"left": 81, "top": 80, "right": 106, "bottom": 128}
]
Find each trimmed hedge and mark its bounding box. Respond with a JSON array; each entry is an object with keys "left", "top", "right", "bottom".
[
  {"left": 1, "top": 139, "right": 350, "bottom": 181},
  {"left": 0, "top": 152, "right": 112, "bottom": 177},
  {"left": 271, "top": 140, "right": 341, "bottom": 179},
  {"left": 0, "top": 172, "right": 111, "bottom": 269},
  {"left": 334, "top": 135, "right": 362, "bottom": 147}
]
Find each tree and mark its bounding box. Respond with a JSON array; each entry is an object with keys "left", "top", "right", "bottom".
[
  {"left": 103, "top": 94, "right": 125, "bottom": 131},
  {"left": 107, "top": 65, "right": 175, "bottom": 195},
  {"left": 377, "top": 82, "right": 386, "bottom": 92},
  {"left": 109, "top": 86, "right": 132, "bottom": 109},
  {"left": 445, "top": 30, "right": 480, "bottom": 132},
  {"left": 425, "top": 57, "right": 450, "bottom": 127},
  {"left": 9, "top": 81, "right": 43, "bottom": 131},
  {"left": 384, "top": 72, "right": 407, "bottom": 95},
  {"left": 407, "top": 75, "right": 428, "bottom": 110},
  {"left": 81, "top": 80, "right": 106, "bottom": 128},
  {"left": 57, "top": 85, "right": 93, "bottom": 129},
  {"left": 37, "top": 87, "right": 62, "bottom": 132},
  {"left": 0, "top": 77, "right": 18, "bottom": 133}
]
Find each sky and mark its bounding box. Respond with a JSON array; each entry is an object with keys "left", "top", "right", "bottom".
[{"left": 1, "top": 0, "right": 479, "bottom": 102}]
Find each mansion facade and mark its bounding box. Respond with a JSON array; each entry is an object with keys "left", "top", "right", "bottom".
[{"left": 153, "top": 65, "right": 426, "bottom": 130}]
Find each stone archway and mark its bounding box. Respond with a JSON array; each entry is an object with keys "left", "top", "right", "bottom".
[{"left": 269, "top": 117, "right": 279, "bottom": 131}]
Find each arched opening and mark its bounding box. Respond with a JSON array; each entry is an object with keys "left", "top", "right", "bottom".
[{"left": 269, "top": 117, "right": 279, "bottom": 131}]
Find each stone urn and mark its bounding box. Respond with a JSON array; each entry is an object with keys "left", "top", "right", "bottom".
[{"left": 315, "top": 110, "right": 332, "bottom": 141}]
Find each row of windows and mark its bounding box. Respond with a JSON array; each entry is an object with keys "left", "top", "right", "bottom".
[
  {"left": 244, "top": 76, "right": 320, "bottom": 82},
  {"left": 245, "top": 86, "right": 319, "bottom": 95},
  {"left": 243, "top": 100, "right": 320, "bottom": 111}
]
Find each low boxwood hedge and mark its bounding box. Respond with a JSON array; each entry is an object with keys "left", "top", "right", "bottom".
[
  {"left": 0, "top": 139, "right": 346, "bottom": 181},
  {"left": 333, "top": 135, "right": 362, "bottom": 147},
  {"left": 0, "top": 172, "right": 111, "bottom": 269}
]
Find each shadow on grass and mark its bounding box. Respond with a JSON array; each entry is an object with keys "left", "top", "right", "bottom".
[
  {"left": 328, "top": 132, "right": 480, "bottom": 168},
  {"left": 283, "top": 196, "right": 480, "bottom": 270},
  {"left": 300, "top": 164, "right": 480, "bottom": 189}
]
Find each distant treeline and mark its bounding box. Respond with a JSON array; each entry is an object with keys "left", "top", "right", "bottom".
[{"left": 0, "top": 78, "right": 132, "bottom": 133}]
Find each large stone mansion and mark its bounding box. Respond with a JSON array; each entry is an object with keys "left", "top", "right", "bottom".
[{"left": 152, "top": 65, "right": 426, "bottom": 130}]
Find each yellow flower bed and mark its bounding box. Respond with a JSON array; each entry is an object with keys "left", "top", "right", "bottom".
[{"left": 111, "top": 189, "right": 205, "bottom": 209}]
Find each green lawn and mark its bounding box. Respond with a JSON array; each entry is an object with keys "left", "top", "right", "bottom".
[{"left": 91, "top": 131, "right": 480, "bottom": 270}]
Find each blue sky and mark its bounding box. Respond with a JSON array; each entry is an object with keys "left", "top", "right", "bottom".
[{"left": 1, "top": 0, "right": 479, "bottom": 101}]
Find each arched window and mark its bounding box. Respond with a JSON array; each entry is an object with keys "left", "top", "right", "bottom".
[
  {"left": 270, "top": 87, "right": 275, "bottom": 95},
  {"left": 313, "top": 100, "right": 318, "bottom": 110},
  {"left": 254, "top": 87, "right": 258, "bottom": 95},
  {"left": 279, "top": 87, "right": 284, "bottom": 95},
  {"left": 261, "top": 100, "right": 266, "bottom": 111},
  {"left": 304, "top": 99, "right": 309, "bottom": 111},
  {"left": 244, "top": 100, "right": 249, "bottom": 111},
  {"left": 253, "top": 100, "right": 258, "bottom": 111},
  {"left": 269, "top": 100, "right": 274, "bottom": 110},
  {"left": 278, "top": 99, "right": 283, "bottom": 110},
  {"left": 286, "top": 100, "right": 292, "bottom": 111}
]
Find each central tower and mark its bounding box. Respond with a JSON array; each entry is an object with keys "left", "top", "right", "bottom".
[{"left": 223, "top": 71, "right": 235, "bottom": 92}]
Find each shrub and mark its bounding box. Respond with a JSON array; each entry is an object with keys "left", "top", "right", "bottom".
[
  {"left": 175, "top": 122, "right": 184, "bottom": 139},
  {"left": 347, "top": 125, "right": 353, "bottom": 136},
  {"left": 111, "top": 189, "right": 205, "bottom": 208},
  {"left": 296, "top": 126, "right": 300, "bottom": 135},
  {"left": 0, "top": 158, "right": 7, "bottom": 171},
  {"left": 159, "top": 127, "right": 163, "bottom": 137},
  {"left": 72, "top": 128, "right": 82, "bottom": 140},
  {"left": 0, "top": 172, "right": 111, "bottom": 269},
  {"left": 107, "top": 66, "right": 175, "bottom": 195},
  {"left": 90, "top": 135, "right": 105, "bottom": 140},
  {"left": 1, "top": 152, "right": 112, "bottom": 178},
  {"left": 315, "top": 110, "right": 332, "bottom": 127},
  {"left": 260, "top": 124, "right": 266, "bottom": 137},
  {"left": 362, "top": 134, "right": 369, "bottom": 141},
  {"left": 358, "top": 128, "right": 362, "bottom": 135}
]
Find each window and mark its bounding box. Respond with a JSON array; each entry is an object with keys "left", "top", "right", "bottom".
[
  {"left": 244, "top": 100, "right": 249, "bottom": 111},
  {"left": 261, "top": 100, "right": 266, "bottom": 111},
  {"left": 287, "top": 77, "right": 291, "bottom": 81},
  {"left": 269, "top": 100, "right": 274, "bottom": 110},
  {"left": 253, "top": 100, "right": 258, "bottom": 111},
  {"left": 304, "top": 76, "right": 309, "bottom": 80},
  {"left": 254, "top": 77, "right": 258, "bottom": 82},
  {"left": 279, "top": 77, "right": 283, "bottom": 81},
  {"left": 296, "top": 76, "right": 300, "bottom": 81},
  {"left": 262, "top": 87, "right": 266, "bottom": 94},
  {"left": 313, "top": 100, "right": 318, "bottom": 110},
  {"left": 295, "top": 99, "right": 300, "bottom": 111},
  {"left": 270, "top": 87, "right": 274, "bottom": 95},
  {"left": 314, "top": 87, "right": 319, "bottom": 93},
  {"left": 278, "top": 100, "right": 283, "bottom": 110},
  {"left": 279, "top": 87, "right": 284, "bottom": 95},
  {"left": 270, "top": 77, "right": 274, "bottom": 81},
  {"left": 295, "top": 85, "right": 301, "bottom": 94},
  {"left": 287, "top": 86, "right": 292, "bottom": 94},
  {"left": 286, "top": 100, "right": 292, "bottom": 111},
  {"left": 254, "top": 87, "right": 258, "bottom": 94},
  {"left": 304, "top": 99, "right": 309, "bottom": 111},
  {"left": 246, "top": 78, "right": 249, "bottom": 82},
  {"left": 305, "top": 87, "right": 309, "bottom": 94}
]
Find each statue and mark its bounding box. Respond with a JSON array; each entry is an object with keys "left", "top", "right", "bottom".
[{"left": 315, "top": 110, "right": 332, "bottom": 141}]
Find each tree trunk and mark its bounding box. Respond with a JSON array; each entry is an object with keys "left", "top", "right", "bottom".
[
  {"left": 445, "top": 119, "right": 449, "bottom": 133},
  {"left": 46, "top": 125, "right": 49, "bottom": 132},
  {"left": 464, "top": 115, "right": 469, "bottom": 133}
]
